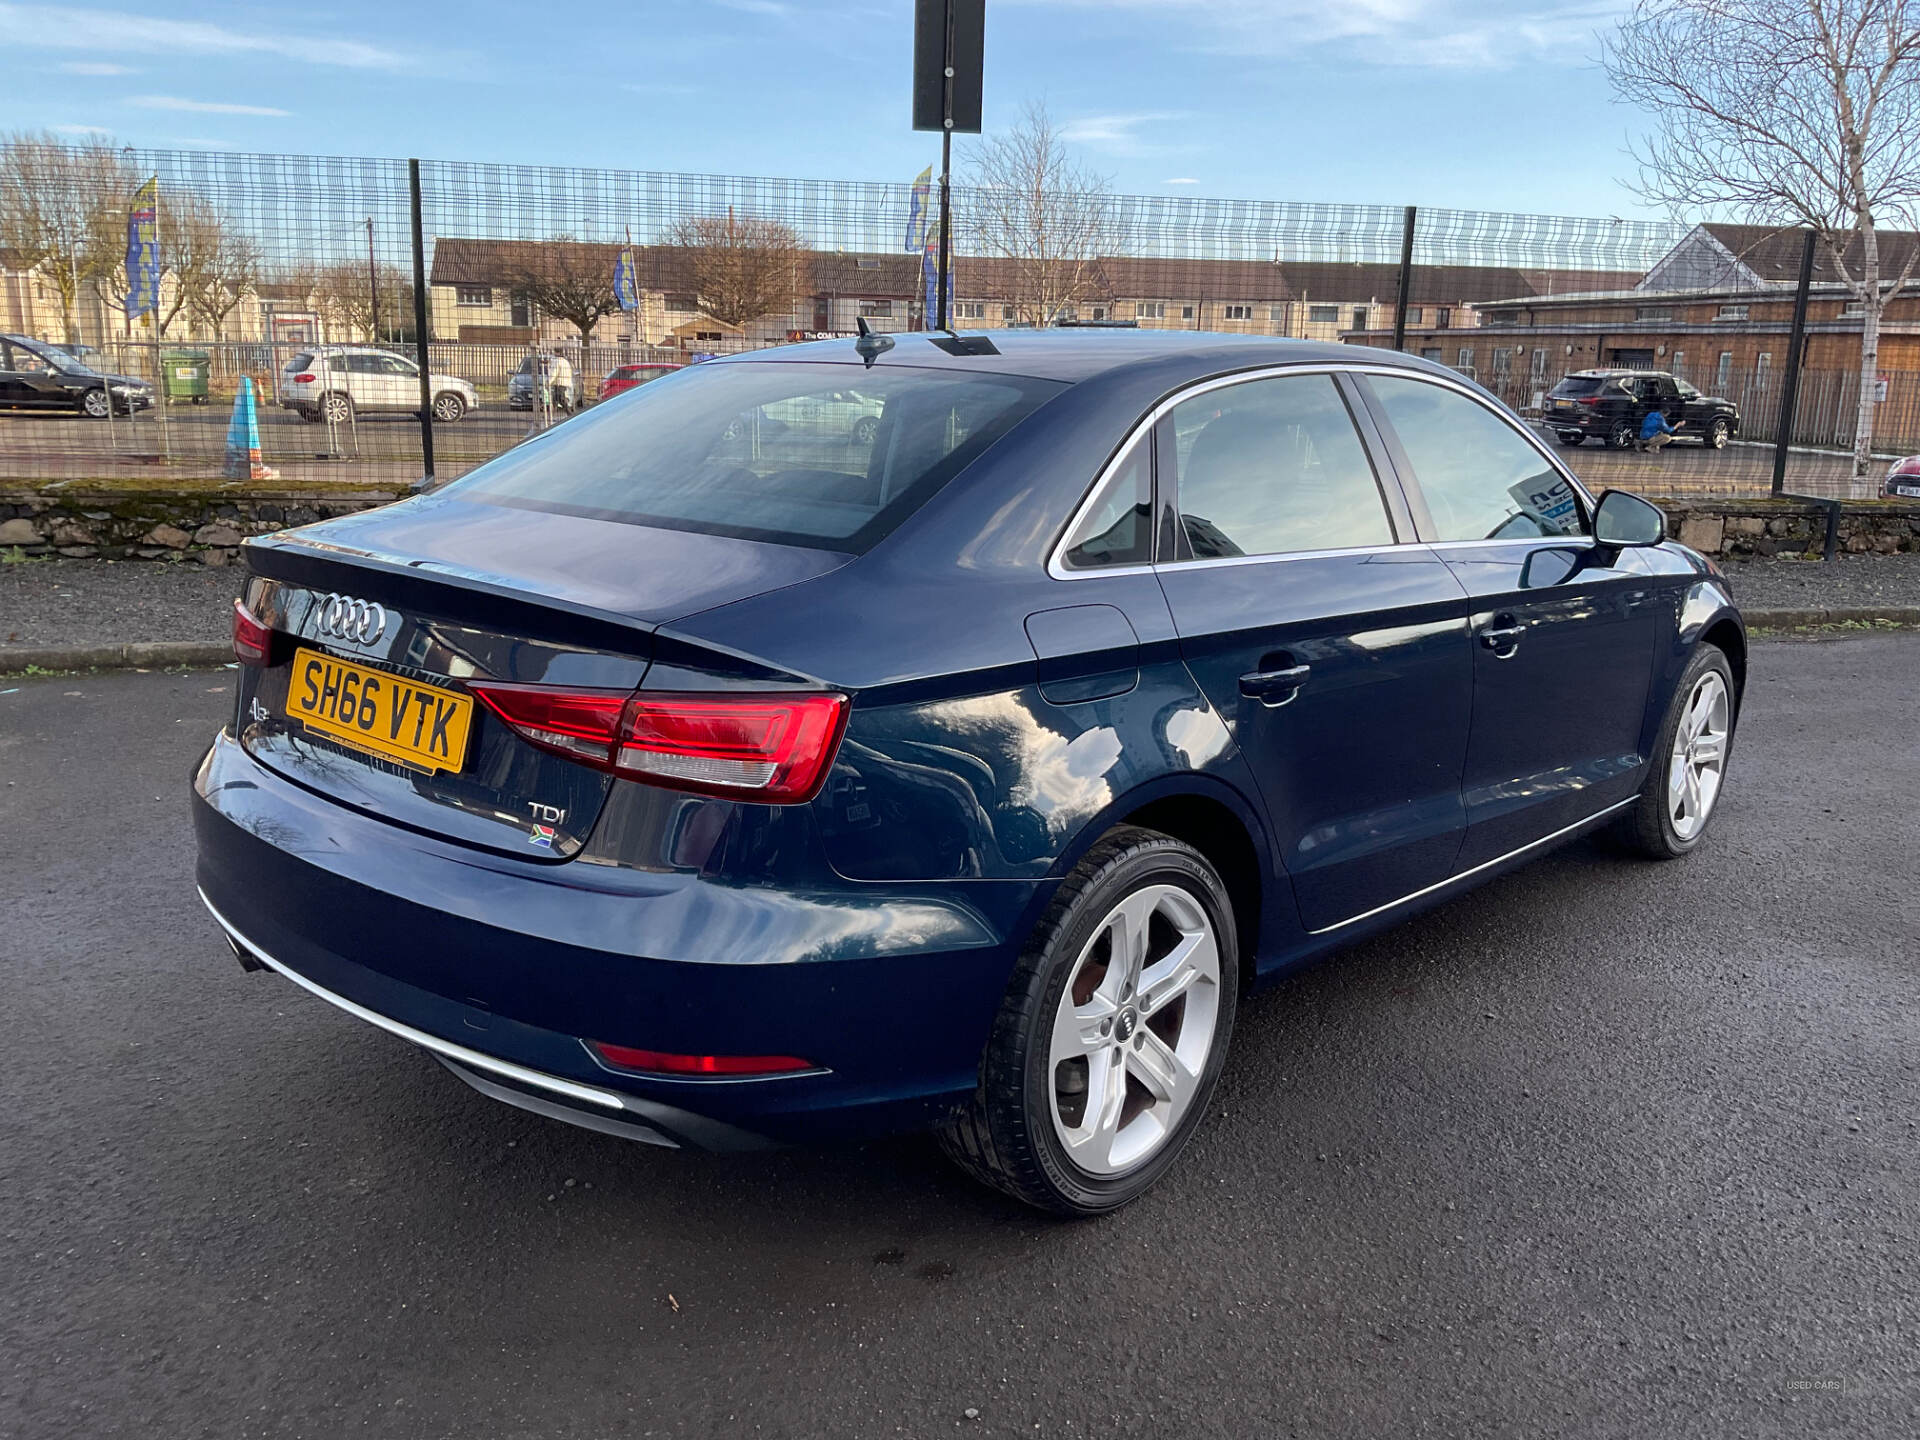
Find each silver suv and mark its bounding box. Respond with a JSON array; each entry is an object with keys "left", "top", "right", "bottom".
[{"left": 281, "top": 347, "right": 479, "bottom": 424}]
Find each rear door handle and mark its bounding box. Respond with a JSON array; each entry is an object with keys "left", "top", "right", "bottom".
[{"left": 1240, "top": 663, "right": 1312, "bottom": 706}]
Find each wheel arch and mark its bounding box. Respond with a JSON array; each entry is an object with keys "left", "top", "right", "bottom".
[{"left": 1050, "top": 774, "right": 1278, "bottom": 990}]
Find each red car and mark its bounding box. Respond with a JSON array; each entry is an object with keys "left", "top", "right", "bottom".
[
  {"left": 1885, "top": 455, "right": 1920, "bottom": 499},
  {"left": 600, "top": 362, "right": 682, "bottom": 400}
]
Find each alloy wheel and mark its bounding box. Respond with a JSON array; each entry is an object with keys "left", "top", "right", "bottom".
[
  {"left": 433, "top": 393, "right": 465, "bottom": 422},
  {"left": 322, "top": 394, "right": 352, "bottom": 424},
  {"left": 82, "top": 388, "right": 111, "bottom": 418},
  {"left": 1048, "top": 883, "right": 1221, "bottom": 1175},
  {"left": 1668, "top": 670, "right": 1730, "bottom": 840}
]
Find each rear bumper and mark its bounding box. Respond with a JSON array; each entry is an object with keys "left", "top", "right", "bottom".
[{"left": 191, "top": 730, "right": 1031, "bottom": 1149}]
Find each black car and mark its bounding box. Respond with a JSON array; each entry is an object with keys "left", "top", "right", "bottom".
[
  {"left": 1543, "top": 370, "right": 1737, "bottom": 451},
  {"left": 0, "top": 334, "right": 154, "bottom": 417}
]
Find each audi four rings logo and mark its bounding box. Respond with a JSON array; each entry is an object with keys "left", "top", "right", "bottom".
[{"left": 316, "top": 593, "right": 388, "bottom": 645}]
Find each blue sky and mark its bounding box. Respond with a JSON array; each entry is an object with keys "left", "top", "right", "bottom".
[{"left": 0, "top": 0, "right": 1657, "bottom": 218}]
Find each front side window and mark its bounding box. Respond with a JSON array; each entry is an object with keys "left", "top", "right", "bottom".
[
  {"left": 456, "top": 362, "right": 1062, "bottom": 553},
  {"left": 1366, "top": 375, "right": 1585, "bottom": 542},
  {"left": 1166, "top": 374, "right": 1393, "bottom": 560}
]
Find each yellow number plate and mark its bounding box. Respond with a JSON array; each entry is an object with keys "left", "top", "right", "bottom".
[{"left": 287, "top": 652, "right": 473, "bottom": 773}]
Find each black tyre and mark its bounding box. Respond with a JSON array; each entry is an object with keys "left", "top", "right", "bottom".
[
  {"left": 320, "top": 392, "right": 354, "bottom": 426},
  {"left": 431, "top": 392, "right": 466, "bottom": 423},
  {"left": 1615, "top": 644, "right": 1736, "bottom": 860},
  {"left": 1556, "top": 431, "right": 1585, "bottom": 446},
  {"left": 80, "top": 387, "right": 112, "bottom": 419},
  {"left": 852, "top": 414, "right": 879, "bottom": 446},
  {"left": 1704, "top": 416, "right": 1730, "bottom": 449},
  {"left": 1609, "top": 418, "right": 1638, "bottom": 449},
  {"left": 939, "top": 826, "right": 1239, "bottom": 1217}
]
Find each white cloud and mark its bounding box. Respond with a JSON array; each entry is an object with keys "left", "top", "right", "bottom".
[
  {"left": 714, "top": 0, "right": 788, "bottom": 13},
  {"left": 1058, "top": 110, "right": 1190, "bottom": 157},
  {"left": 1164, "top": 176, "right": 1200, "bottom": 185},
  {"left": 129, "top": 96, "right": 291, "bottom": 117},
  {"left": 0, "top": 5, "right": 407, "bottom": 69},
  {"left": 53, "top": 124, "right": 114, "bottom": 136},
  {"left": 59, "top": 61, "right": 137, "bottom": 76},
  {"left": 1004, "top": 0, "right": 1627, "bottom": 70}
]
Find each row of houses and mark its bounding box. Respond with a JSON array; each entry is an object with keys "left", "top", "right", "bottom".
[
  {"left": 1346, "top": 223, "right": 1920, "bottom": 396},
  {"left": 6, "top": 221, "right": 1914, "bottom": 400},
  {"left": 423, "top": 237, "right": 1633, "bottom": 351}
]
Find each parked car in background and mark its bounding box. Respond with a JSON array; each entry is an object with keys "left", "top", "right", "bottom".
[
  {"left": 601, "top": 361, "right": 683, "bottom": 400},
  {"left": 0, "top": 333, "right": 153, "bottom": 417},
  {"left": 195, "top": 333, "right": 1747, "bottom": 1216},
  {"left": 1885, "top": 455, "right": 1920, "bottom": 498},
  {"left": 508, "top": 354, "right": 575, "bottom": 412},
  {"left": 735, "top": 386, "right": 885, "bottom": 445},
  {"left": 1543, "top": 370, "right": 1739, "bottom": 450},
  {"left": 280, "top": 347, "right": 478, "bottom": 424}
]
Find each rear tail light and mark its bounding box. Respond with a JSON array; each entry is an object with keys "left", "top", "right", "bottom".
[
  {"left": 586, "top": 1041, "right": 817, "bottom": 1077},
  {"left": 468, "top": 682, "right": 848, "bottom": 803},
  {"left": 292, "top": 372, "right": 316, "bottom": 383},
  {"left": 232, "top": 598, "right": 273, "bottom": 666}
]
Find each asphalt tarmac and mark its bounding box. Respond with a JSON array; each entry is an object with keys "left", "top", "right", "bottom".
[{"left": 2, "top": 633, "right": 1916, "bottom": 1438}]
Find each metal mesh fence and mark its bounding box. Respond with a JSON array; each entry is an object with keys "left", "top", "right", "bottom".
[{"left": 0, "top": 143, "right": 1905, "bottom": 502}]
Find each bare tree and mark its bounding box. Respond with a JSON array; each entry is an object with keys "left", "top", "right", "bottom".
[
  {"left": 313, "top": 258, "right": 412, "bottom": 342},
  {"left": 961, "top": 101, "right": 1116, "bottom": 327},
  {"left": 666, "top": 210, "right": 802, "bottom": 328},
  {"left": 499, "top": 239, "right": 621, "bottom": 352},
  {"left": 0, "top": 131, "right": 140, "bottom": 343},
  {"left": 1607, "top": 0, "right": 1920, "bottom": 479},
  {"left": 177, "top": 196, "right": 262, "bottom": 339}
]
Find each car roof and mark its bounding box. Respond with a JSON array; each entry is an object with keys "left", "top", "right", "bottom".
[{"left": 712, "top": 329, "right": 1456, "bottom": 386}]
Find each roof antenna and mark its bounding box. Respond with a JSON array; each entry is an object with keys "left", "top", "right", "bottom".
[{"left": 854, "top": 316, "right": 894, "bottom": 368}]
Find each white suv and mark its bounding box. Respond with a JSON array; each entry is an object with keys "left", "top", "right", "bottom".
[{"left": 281, "top": 347, "right": 479, "bottom": 424}]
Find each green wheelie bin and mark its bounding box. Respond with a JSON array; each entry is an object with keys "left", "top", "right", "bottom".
[{"left": 161, "top": 349, "right": 210, "bottom": 404}]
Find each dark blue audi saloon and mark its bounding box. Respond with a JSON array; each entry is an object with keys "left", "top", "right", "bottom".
[{"left": 194, "top": 331, "right": 1744, "bottom": 1215}]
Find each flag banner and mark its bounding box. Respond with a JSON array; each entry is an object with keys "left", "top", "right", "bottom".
[
  {"left": 905, "top": 166, "right": 933, "bottom": 252},
  {"left": 223, "top": 377, "right": 278, "bottom": 481},
  {"left": 125, "top": 177, "right": 160, "bottom": 322},
  {"left": 614, "top": 247, "right": 637, "bottom": 312},
  {"left": 920, "top": 209, "right": 952, "bottom": 321}
]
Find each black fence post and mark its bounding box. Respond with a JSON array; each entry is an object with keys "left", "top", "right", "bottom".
[
  {"left": 1772, "top": 228, "right": 1816, "bottom": 497},
  {"left": 409, "top": 158, "right": 435, "bottom": 485},
  {"left": 1392, "top": 205, "right": 1417, "bottom": 351}
]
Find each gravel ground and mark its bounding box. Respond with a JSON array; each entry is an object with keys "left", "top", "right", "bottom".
[
  {"left": 0, "top": 558, "right": 237, "bottom": 651},
  {"left": 1719, "top": 551, "right": 1920, "bottom": 612},
  {"left": 2, "top": 552, "right": 1916, "bottom": 656}
]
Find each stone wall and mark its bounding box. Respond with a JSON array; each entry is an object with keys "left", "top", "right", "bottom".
[
  {"left": 4, "top": 483, "right": 1918, "bottom": 566},
  {"left": 0, "top": 483, "right": 401, "bottom": 566},
  {"left": 1662, "top": 499, "right": 1920, "bottom": 557}
]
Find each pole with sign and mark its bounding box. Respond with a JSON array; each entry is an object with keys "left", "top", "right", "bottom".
[{"left": 912, "top": 0, "right": 984, "bottom": 332}]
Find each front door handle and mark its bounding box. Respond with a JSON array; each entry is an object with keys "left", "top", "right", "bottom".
[
  {"left": 1477, "top": 620, "right": 1525, "bottom": 655},
  {"left": 1240, "top": 663, "right": 1312, "bottom": 706}
]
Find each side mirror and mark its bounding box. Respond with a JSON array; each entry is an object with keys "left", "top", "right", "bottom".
[{"left": 1593, "top": 489, "right": 1665, "bottom": 547}]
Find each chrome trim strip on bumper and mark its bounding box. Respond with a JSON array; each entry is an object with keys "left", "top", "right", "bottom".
[
  {"left": 196, "top": 887, "right": 628, "bottom": 1112},
  {"left": 1306, "top": 796, "right": 1637, "bottom": 936}
]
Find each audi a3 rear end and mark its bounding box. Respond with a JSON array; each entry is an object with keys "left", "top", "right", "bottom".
[{"left": 195, "top": 331, "right": 1743, "bottom": 1215}]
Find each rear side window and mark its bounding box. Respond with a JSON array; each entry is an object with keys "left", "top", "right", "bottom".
[
  {"left": 1060, "top": 440, "right": 1150, "bottom": 569},
  {"left": 1166, "top": 374, "right": 1393, "bottom": 559},
  {"left": 1366, "top": 375, "right": 1586, "bottom": 542},
  {"left": 287, "top": 352, "right": 314, "bottom": 372},
  {"left": 456, "top": 362, "right": 1062, "bottom": 553}
]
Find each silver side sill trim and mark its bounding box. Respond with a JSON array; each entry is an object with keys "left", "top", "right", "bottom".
[
  {"left": 1305, "top": 796, "right": 1636, "bottom": 936},
  {"left": 196, "top": 887, "right": 628, "bottom": 1112}
]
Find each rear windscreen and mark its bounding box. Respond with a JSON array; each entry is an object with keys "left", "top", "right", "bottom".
[
  {"left": 453, "top": 361, "right": 1064, "bottom": 552},
  {"left": 287, "top": 353, "right": 313, "bottom": 371},
  {"left": 1552, "top": 376, "right": 1605, "bottom": 396}
]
